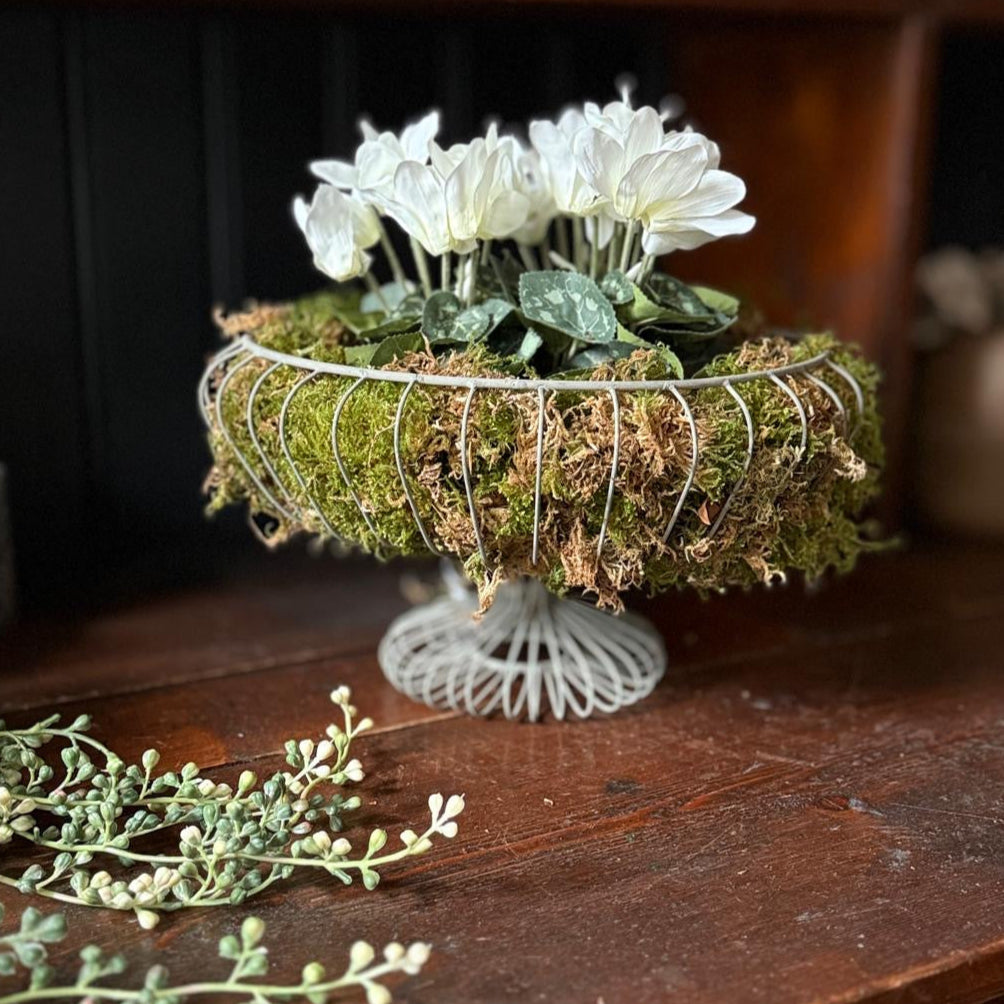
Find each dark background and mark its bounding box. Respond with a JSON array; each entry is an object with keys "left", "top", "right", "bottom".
[{"left": 2, "top": 3, "right": 1003, "bottom": 614}]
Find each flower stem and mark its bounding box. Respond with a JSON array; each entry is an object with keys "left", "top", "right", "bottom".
[
  {"left": 409, "top": 238, "right": 433, "bottom": 298},
  {"left": 517, "top": 244, "right": 538, "bottom": 273},
  {"left": 440, "top": 251, "right": 451, "bottom": 293},
  {"left": 589, "top": 232, "right": 600, "bottom": 280},
  {"left": 555, "top": 216, "right": 570, "bottom": 262},
  {"left": 572, "top": 217, "right": 586, "bottom": 272},
  {"left": 639, "top": 252, "right": 656, "bottom": 286},
  {"left": 619, "top": 220, "right": 637, "bottom": 274},
  {"left": 479, "top": 239, "right": 492, "bottom": 266},
  {"left": 376, "top": 219, "right": 407, "bottom": 285}
]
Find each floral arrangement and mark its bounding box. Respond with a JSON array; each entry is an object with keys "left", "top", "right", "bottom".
[
  {"left": 204, "top": 88, "right": 884, "bottom": 610},
  {"left": 0, "top": 689, "right": 463, "bottom": 928},
  {"left": 288, "top": 86, "right": 753, "bottom": 377}
]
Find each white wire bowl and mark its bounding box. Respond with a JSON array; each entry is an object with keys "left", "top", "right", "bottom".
[{"left": 200, "top": 336, "right": 864, "bottom": 721}]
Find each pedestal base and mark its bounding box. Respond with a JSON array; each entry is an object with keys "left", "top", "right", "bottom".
[{"left": 378, "top": 578, "right": 666, "bottom": 721}]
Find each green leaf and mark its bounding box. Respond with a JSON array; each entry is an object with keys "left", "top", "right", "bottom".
[
  {"left": 369, "top": 332, "right": 425, "bottom": 367},
  {"left": 357, "top": 315, "right": 421, "bottom": 343},
  {"left": 518, "top": 271, "right": 616, "bottom": 344},
  {"left": 567, "top": 342, "right": 637, "bottom": 369},
  {"left": 689, "top": 285, "right": 739, "bottom": 317},
  {"left": 423, "top": 293, "right": 513, "bottom": 345},
  {"left": 319, "top": 285, "right": 382, "bottom": 336},
  {"left": 624, "top": 273, "right": 739, "bottom": 341},
  {"left": 599, "top": 270, "right": 634, "bottom": 305},
  {"left": 360, "top": 281, "right": 418, "bottom": 315},
  {"left": 343, "top": 343, "right": 379, "bottom": 367}
]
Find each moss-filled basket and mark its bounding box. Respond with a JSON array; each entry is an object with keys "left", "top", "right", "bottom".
[
  {"left": 200, "top": 92, "right": 884, "bottom": 720},
  {"left": 201, "top": 301, "right": 882, "bottom": 720}
]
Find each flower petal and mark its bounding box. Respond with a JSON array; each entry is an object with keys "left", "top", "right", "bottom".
[
  {"left": 400, "top": 110, "right": 440, "bottom": 163},
  {"left": 309, "top": 158, "right": 357, "bottom": 188}
]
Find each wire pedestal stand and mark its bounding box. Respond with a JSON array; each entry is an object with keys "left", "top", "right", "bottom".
[
  {"left": 201, "top": 335, "right": 865, "bottom": 721},
  {"left": 378, "top": 572, "right": 666, "bottom": 721}
]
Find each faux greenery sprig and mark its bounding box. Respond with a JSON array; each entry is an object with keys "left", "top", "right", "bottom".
[
  {"left": 0, "top": 902, "right": 429, "bottom": 1004},
  {"left": 0, "top": 688, "right": 464, "bottom": 928}
]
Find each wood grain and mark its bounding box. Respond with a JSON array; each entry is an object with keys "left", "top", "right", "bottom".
[{"left": 1, "top": 544, "right": 1003, "bottom": 1003}]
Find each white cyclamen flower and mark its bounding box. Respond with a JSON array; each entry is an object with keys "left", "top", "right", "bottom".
[
  {"left": 509, "top": 145, "right": 557, "bottom": 245},
  {"left": 293, "top": 185, "right": 380, "bottom": 281},
  {"left": 309, "top": 111, "right": 440, "bottom": 201},
  {"left": 574, "top": 122, "right": 754, "bottom": 254},
  {"left": 528, "top": 107, "right": 601, "bottom": 217},
  {"left": 376, "top": 130, "right": 529, "bottom": 255}
]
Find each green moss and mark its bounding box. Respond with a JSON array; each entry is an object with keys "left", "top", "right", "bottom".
[{"left": 204, "top": 296, "right": 885, "bottom": 610}]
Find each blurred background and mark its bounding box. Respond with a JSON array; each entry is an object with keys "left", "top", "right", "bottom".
[{"left": 2, "top": 0, "right": 1003, "bottom": 620}]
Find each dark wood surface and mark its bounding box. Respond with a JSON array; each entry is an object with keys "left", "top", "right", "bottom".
[{"left": 2, "top": 542, "right": 1004, "bottom": 1003}]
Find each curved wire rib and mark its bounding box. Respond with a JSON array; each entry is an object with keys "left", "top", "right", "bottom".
[
  {"left": 393, "top": 380, "right": 439, "bottom": 554},
  {"left": 278, "top": 372, "right": 339, "bottom": 539},
  {"left": 214, "top": 354, "right": 294, "bottom": 521},
  {"left": 662, "top": 387, "right": 699, "bottom": 544},
  {"left": 826, "top": 360, "right": 864, "bottom": 436},
  {"left": 330, "top": 376, "right": 380, "bottom": 537},
  {"left": 377, "top": 578, "right": 666, "bottom": 721},
  {"left": 769, "top": 372, "right": 809, "bottom": 456},
  {"left": 806, "top": 372, "right": 847, "bottom": 433},
  {"left": 706, "top": 381, "right": 754, "bottom": 541},
  {"left": 532, "top": 387, "right": 546, "bottom": 567},
  {"left": 198, "top": 340, "right": 245, "bottom": 427},
  {"left": 245, "top": 335, "right": 832, "bottom": 393},
  {"left": 596, "top": 389, "right": 621, "bottom": 557},
  {"left": 460, "top": 386, "right": 489, "bottom": 569},
  {"left": 247, "top": 362, "right": 302, "bottom": 518}
]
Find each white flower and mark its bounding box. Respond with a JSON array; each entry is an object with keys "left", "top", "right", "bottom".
[
  {"left": 374, "top": 130, "right": 529, "bottom": 255},
  {"left": 573, "top": 124, "right": 754, "bottom": 254},
  {"left": 293, "top": 186, "right": 380, "bottom": 281},
  {"left": 310, "top": 111, "right": 439, "bottom": 201},
  {"left": 528, "top": 107, "right": 601, "bottom": 217},
  {"left": 509, "top": 145, "right": 557, "bottom": 245}
]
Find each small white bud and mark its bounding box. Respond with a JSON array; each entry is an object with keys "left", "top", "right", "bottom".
[
  {"left": 316, "top": 740, "right": 334, "bottom": 761},
  {"left": 179, "top": 826, "right": 201, "bottom": 846},
  {"left": 427, "top": 793, "right": 444, "bottom": 818},
  {"left": 399, "top": 829, "right": 418, "bottom": 847},
  {"left": 331, "top": 838, "right": 352, "bottom": 856},
  {"left": 444, "top": 794, "right": 465, "bottom": 819},
  {"left": 298, "top": 739, "right": 315, "bottom": 760},
  {"left": 366, "top": 984, "right": 391, "bottom": 1004},
  {"left": 212, "top": 840, "right": 227, "bottom": 857},
  {"left": 313, "top": 831, "right": 331, "bottom": 852},
  {"left": 383, "top": 942, "right": 405, "bottom": 963},
  {"left": 90, "top": 871, "right": 112, "bottom": 889},
  {"left": 439, "top": 821, "right": 458, "bottom": 839},
  {"left": 136, "top": 909, "right": 160, "bottom": 930},
  {"left": 356, "top": 717, "right": 374, "bottom": 733},
  {"left": 330, "top": 686, "right": 351, "bottom": 705},
  {"left": 350, "top": 940, "right": 375, "bottom": 971},
  {"left": 414, "top": 838, "right": 433, "bottom": 854},
  {"left": 344, "top": 759, "right": 364, "bottom": 783}
]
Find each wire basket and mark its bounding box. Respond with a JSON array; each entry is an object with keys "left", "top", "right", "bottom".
[{"left": 200, "top": 336, "right": 865, "bottom": 721}]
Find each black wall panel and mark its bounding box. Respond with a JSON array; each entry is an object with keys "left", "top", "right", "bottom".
[{"left": 0, "top": 4, "right": 670, "bottom": 612}]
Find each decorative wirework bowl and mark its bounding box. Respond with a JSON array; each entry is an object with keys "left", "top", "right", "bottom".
[{"left": 199, "top": 323, "right": 882, "bottom": 722}]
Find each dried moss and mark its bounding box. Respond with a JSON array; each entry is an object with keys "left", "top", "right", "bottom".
[{"left": 204, "top": 294, "right": 884, "bottom": 611}]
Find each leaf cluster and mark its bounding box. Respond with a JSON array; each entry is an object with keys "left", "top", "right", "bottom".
[
  {"left": 306, "top": 254, "right": 739, "bottom": 378},
  {"left": 0, "top": 689, "right": 463, "bottom": 928},
  {"left": 0, "top": 902, "right": 429, "bottom": 1004}
]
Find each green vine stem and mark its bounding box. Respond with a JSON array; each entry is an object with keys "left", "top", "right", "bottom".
[
  {"left": 0, "top": 905, "right": 428, "bottom": 1004},
  {"left": 0, "top": 688, "right": 464, "bottom": 927}
]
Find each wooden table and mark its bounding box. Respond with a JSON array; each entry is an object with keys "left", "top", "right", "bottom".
[{"left": 2, "top": 542, "right": 1003, "bottom": 1003}]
